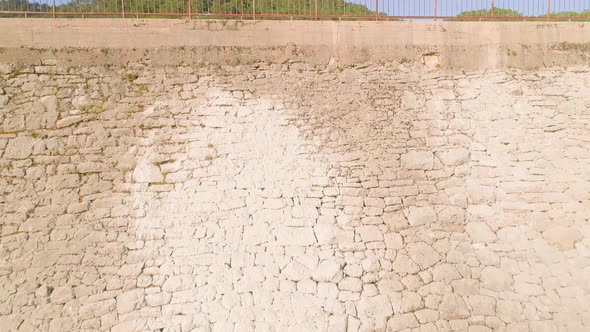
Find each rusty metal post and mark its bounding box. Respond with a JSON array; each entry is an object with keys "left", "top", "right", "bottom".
[
  {"left": 315, "top": 0, "right": 318, "bottom": 20},
  {"left": 491, "top": 0, "right": 494, "bottom": 19},
  {"left": 252, "top": 0, "right": 256, "bottom": 20},
  {"left": 433, "top": 0, "right": 437, "bottom": 21},
  {"left": 188, "top": 0, "right": 192, "bottom": 19},
  {"left": 122, "top": 0, "right": 125, "bottom": 18},
  {"left": 375, "top": 0, "right": 379, "bottom": 21},
  {"left": 546, "top": 0, "right": 551, "bottom": 21}
]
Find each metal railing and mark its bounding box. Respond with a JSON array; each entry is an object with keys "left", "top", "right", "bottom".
[{"left": 1, "top": 0, "right": 589, "bottom": 21}]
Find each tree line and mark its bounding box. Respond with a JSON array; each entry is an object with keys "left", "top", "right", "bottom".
[
  {"left": 0, "top": 0, "right": 384, "bottom": 17},
  {"left": 449, "top": 7, "right": 590, "bottom": 20},
  {"left": 1, "top": 0, "right": 588, "bottom": 20}
]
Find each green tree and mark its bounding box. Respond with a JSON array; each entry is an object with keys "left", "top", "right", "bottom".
[
  {"left": 0, "top": 0, "right": 50, "bottom": 12},
  {"left": 62, "top": 0, "right": 384, "bottom": 17},
  {"left": 193, "top": 0, "right": 385, "bottom": 17},
  {"left": 549, "top": 10, "right": 590, "bottom": 21},
  {"left": 448, "top": 8, "right": 590, "bottom": 22},
  {"left": 446, "top": 7, "right": 522, "bottom": 21},
  {"left": 1, "top": 0, "right": 389, "bottom": 18}
]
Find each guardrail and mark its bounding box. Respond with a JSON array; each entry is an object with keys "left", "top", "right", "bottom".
[{"left": 1, "top": 0, "right": 589, "bottom": 21}]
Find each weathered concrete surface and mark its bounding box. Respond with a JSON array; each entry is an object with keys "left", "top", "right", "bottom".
[
  {"left": 1, "top": 19, "right": 590, "bottom": 68},
  {"left": 2, "top": 17, "right": 590, "bottom": 332},
  {"left": 1, "top": 60, "right": 590, "bottom": 331}
]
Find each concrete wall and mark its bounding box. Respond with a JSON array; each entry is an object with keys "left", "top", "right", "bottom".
[
  {"left": 1, "top": 18, "right": 590, "bottom": 332},
  {"left": 1, "top": 19, "right": 590, "bottom": 68},
  {"left": 1, "top": 58, "right": 590, "bottom": 332}
]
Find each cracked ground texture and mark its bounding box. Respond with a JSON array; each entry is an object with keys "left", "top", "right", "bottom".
[{"left": 1, "top": 62, "right": 590, "bottom": 332}]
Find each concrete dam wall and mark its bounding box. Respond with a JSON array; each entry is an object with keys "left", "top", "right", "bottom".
[{"left": 1, "top": 19, "right": 590, "bottom": 332}]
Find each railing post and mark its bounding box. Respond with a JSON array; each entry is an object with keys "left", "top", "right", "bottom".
[
  {"left": 315, "top": 0, "right": 318, "bottom": 20},
  {"left": 121, "top": 0, "right": 125, "bottom": 18},
  {"left": 252, "top": 0, "right": 256, "bottom": 20},
  {"left": 433, "top": 0, "right": 437, "bottom": 21},
  {"left": 546, "top": 0, "right": 551, "bottom": 21},
  {"left": 491, "top": 0, "right": 494, "bottom": 19},
  {"left": 375, "top": 0, "right": 378, "bottom": 21},
  {"left": 188, "top": 0, "right": 192, "bottom": 19}
]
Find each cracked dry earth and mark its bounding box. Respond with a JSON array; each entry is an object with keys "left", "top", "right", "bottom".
[{"left": 1, "top": 61, "right": 590, "bottom": 332}]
